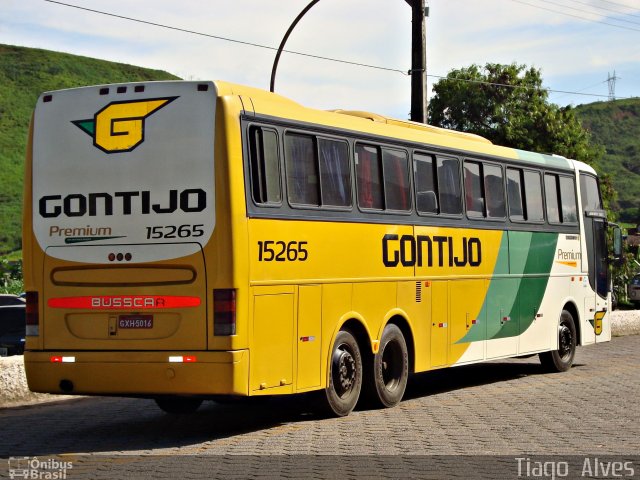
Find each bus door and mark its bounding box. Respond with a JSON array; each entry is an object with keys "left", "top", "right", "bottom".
[{"left": 580, "top": 173, "right": 609, "bottom": 343}]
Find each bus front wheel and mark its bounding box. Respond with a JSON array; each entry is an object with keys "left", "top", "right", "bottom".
[
  {"left": 372, "top": 324, "right": 408, "bottom": 408},
  {"left": 324, "top": 330, "right": 363, "bottom": 417},
  {"left": 539, "top": 309, "right": 576, "bottom": 372},
  {"left": 155, "top": 396, "right": 203, "bottom": 414}
]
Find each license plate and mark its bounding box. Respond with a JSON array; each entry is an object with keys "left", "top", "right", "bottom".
[{"left": 118, "top": 315, "right": 153, "bottom": 329}]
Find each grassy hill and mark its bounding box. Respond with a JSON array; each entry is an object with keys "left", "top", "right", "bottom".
[
  {"left": 0, "top": 44, "right": 179, "bottom": 255},
  {"left": 575, "top": 98, "right": 640, "bottom": 223}
]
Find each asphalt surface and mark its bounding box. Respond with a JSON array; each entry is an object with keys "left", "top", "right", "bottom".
[{"left": 1, "top": 335, "right": 639, "bottom": 478}]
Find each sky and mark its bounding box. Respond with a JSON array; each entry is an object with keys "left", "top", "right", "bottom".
[{"left": 2, "top": 0, "right": 639, "bottom": 119}]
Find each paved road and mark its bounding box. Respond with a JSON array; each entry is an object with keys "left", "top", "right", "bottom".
[{"left": 1, "top": 336, "right": 639, "bottom": 478}]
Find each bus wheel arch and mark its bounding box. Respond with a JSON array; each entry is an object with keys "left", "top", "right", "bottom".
[
  {"left": 385, "top": 315, "right": 415, "bottom": 375},
  {"left": 562, "top": 301, "right": 581, "bottom": 346}
]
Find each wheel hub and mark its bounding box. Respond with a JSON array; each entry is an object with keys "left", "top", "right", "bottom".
[
  {"left": 558, "top": 324, "right": 572, "bottom": 359},
  {"left": 333, "top": 347, "right": 356, "bottom": 396}
]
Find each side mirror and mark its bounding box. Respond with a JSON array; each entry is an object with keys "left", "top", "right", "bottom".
[{"left": 612, "top": 226, "right": 623, "bottom": 259}]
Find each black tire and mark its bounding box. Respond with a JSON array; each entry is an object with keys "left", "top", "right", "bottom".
[
  {"left": 371, "top": 324, "right": 409, "bottom": 408},
  {"left": 323, "top": 330, "right": 363, "bottom": 417},
  {"left": 155, "top": 396, "right": 203, "bottom": 414},
  {"left": 539, "top": 309, "right": 576, "bottom": 373}
]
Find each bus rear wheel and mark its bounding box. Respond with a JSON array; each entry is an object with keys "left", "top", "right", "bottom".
[
  {"left": 155, "top": 396, "right": 203, "bottom": 414},
  {"left": 372, "top": 324, "right": 408, "bottom": 408},
  {"left": 539, "top": 309, "right": 576, "bottom": 372},
  {"left": 324, "top": 330, "right": 362, "bottom": 417}
]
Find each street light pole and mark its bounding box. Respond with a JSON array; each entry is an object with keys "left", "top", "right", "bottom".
[
  {"left": 270, "top": 0, "right": 321, "bottom": 93},
  {"left": 271, "top": 0, "right": 428, "bottom": 124}
]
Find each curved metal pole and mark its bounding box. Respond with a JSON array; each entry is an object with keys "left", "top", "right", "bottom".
[{"left": 270, "top": 0, "right": 321, "bottom": 93}]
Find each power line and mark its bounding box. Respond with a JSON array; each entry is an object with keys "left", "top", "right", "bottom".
[
  {"left": 43, "top": 0, "right": 632, "bottom": 101},
  {"left": 538, "top": 0, "right": 640, "bottom": 26},
  {"left": 550, "top": 79, "right": 609, "bottom": 101},
  {"left": 508, "top": 0, "right": 640, "bottom": 32},
  {"left": 596, "top": 0, "right": 640, "bottom": 13},
  {"left": 563, "top": 0, "right": 640, "bottom": 19},
  {"left": 428, "top": 74, "right": 628, "bottom": 100},
  {"left": 43, "top": 0, "right": 407, "bottom": 75}
]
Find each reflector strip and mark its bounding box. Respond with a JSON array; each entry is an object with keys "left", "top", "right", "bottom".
[
  {"left": 50, "top": 356, "right": 75, "bottom": 363},
  {"left": 168, "top": 356, "right": 197, "bottom": 363},
  {"left": 48, "top": 296, "right": 201, "bottom": 310}
]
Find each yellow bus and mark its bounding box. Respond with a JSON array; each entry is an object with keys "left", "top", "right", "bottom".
[{"left": 23, "top": 80, "right": 620, "bottom": 416}]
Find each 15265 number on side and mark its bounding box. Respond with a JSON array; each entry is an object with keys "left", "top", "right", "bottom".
[{"left": 257, "top": 241, "right": 308, "bottom": 262}]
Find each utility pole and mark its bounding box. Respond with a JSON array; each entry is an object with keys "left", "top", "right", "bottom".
[{"left": 406, "top": 0, "right": 428, "bottom": 123}]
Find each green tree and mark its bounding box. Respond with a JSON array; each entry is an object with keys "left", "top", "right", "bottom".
[{"left": 427, "top": 63, "right": 604, "bottom": 166}]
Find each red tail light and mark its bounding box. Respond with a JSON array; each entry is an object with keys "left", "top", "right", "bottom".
[
  {"left": 214, "top": 289, "right": 236, "bottom": 336},
  {"left": 26, "top": 291, "right": 39, "bottom": 336}
]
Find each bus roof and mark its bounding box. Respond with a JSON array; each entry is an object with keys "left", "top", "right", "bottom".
[{"left": 217, "top": 80, "right": 577, "bottom": 172}]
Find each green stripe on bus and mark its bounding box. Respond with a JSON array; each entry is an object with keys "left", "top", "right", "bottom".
[{"left": 456, "top": 231, "right": 558, "bottom": 343}]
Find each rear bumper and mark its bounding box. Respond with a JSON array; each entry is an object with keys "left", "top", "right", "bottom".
[{"left": 24, "top": 350, "right": 249, "bottom": 396}]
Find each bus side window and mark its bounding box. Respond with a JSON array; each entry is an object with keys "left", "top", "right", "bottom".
[
  {"left": 544, "top": 173, "right": 561, "bottom": 224},
  {"left": 464, "top": 160, "right": 484, "bottom": 217},
  {"left": 414, "top": 152, "right": 438, "bottom": 214},
  {"left": 484, "top": 163, "right": 506, "bottom": 218},
  {"left": 506, "top": 167, "right": 524, "bottom": 221},
  {"left": 318, "top": 138, "right": 351, "bottom": 208},
  {"left": 559, "top": 176, "right": 578, "bottom": 223},
  {"left": 285, "top": 133, "right": 320, "bottom": 206},
  {"left": 355, "top": 144, "right": 384, "bottom": 210},
  {"left": 382, "top": 148, "right": 410, "bottom": 212},
  {"left": 524, "top": 170, "right": 544, "bottom": 221},
  {"left": 437, "top": 157, "right": 462, "bottom": 215},
  {"left": 249, "top": 127, "right": 281, "bottom": 205}
]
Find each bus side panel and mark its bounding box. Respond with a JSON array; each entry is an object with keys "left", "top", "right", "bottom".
[
  {"left": 250, "top": 285, "right": 295, "bottom": 393},
  {"left": 397, "top": 281, "right": 430, "bottom": 372},
  {"left": 321, "top": 283, "right": 353, "bottom": 389},
  {"left": 296, "top": 285, "right": 322, "bottom": 391}
]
